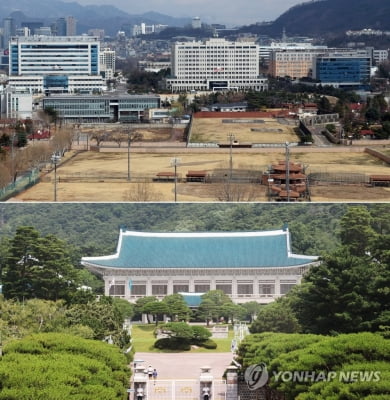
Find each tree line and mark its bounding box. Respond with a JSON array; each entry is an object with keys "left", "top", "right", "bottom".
[
  {"left": 0, "top": 203, "right": 354, "bottom": 257},
  {"left": 236, "top": 205, "right": 390, "bottom": 399}
]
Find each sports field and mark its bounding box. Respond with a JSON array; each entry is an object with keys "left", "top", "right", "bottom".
[
  {"left": 10, "top": 146, "right": 390, "bottom": 202},
  {"left": 189, "top": 117, "right": 298, "bottom": 144}
]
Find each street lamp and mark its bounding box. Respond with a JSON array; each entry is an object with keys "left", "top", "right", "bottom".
[
  {"left": 51, "top": 153, "right": 61, "bottom": 201},
  {"left": 10, "top": 133, "right": 16, "bottom": 186},
  {"left": 170, "top": 157, "right": 181, "bottom": 202},
  {"left": 227, "top": 133, "right": 235, "bottom": 180}
]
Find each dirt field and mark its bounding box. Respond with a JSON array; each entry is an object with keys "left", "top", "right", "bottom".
[
  {"left": 10, "top": 147, "right": 390, "bottom": 202},
  {"left": 189, "top": 117, "right": 298, "bottom": 144}
]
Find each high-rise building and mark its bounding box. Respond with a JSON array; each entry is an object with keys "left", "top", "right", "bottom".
[
  {"left": 2, "top": 17, "right": 15, "bottom": 49},
  {"left": 66, "top": 16, "right": 77, "bottom": 36},
  {"left": 165, "top": 38, "right": 268, "bottom": 92},
  {"left": 100, "top": 48, "right": 116, "bottom": 80},
  {"left": 192, "top": 17, "right": 201, "bottom": 29},
  {"left": 56, "top": 18, "right": 67, "bottom": 36},
  {"left": 8, "top": 35, "right": 103, "bottom": 94}
]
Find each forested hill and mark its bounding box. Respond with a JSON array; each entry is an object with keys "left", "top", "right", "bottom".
[
  {"left": 0, "top": 203, "right": 371, "bottom": 258},
  {"left": 241, "top": 0, "right": 390, "bottom": 37}
]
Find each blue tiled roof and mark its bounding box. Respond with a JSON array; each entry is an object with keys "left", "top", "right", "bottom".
[
  {"left": 81, "top": 229, "right": 318, "bottom": 269},
  {"left": 179, "top": 293, "right": 204, "bottom": 307}
]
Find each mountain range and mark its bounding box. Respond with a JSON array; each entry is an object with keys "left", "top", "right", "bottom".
[
  {"left": 0, "top": 0, "right": 191, "bottom": 36},
  {"left": 248, "top": 0, "right": 390, "bottom": 37},
  {"left": 1, "top": 0, "right": 390, "bottom": 38}
]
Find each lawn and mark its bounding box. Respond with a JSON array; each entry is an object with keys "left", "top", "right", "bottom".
[{"left": 131, "top": 323, "right": 234, "bottom": 353}]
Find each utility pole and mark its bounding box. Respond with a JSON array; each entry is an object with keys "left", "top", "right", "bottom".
[
  {"left": 51, "top": 153, "right": 61, "bottom": 201},
  {"left": 227, "top": 133, "right": 235, "bottom": 180},
  {"left": 171, "top": 157, "right": 181, "bottom": 202},
  {"left": 285, "top": 141, "right": 290, "bottom": 202}
]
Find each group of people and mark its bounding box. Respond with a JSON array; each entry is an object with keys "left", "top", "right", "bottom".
[{"left": 146, "top": 365, "right": 158, "bottom": 381}]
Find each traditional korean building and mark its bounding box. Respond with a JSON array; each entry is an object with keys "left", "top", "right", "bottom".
[{"left": 81, "top": 226, "right": 319, "bottom": 304}]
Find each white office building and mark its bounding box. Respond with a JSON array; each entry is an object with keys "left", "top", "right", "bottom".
[
  {"left": 100, "top": 48, "right": 116, "bottom": 80},
  {"left": 8, "top": 35, "right": 104, "bottom": 94},
  {"left": 165, "top": 38, "right": 268, "bottom": 92}
]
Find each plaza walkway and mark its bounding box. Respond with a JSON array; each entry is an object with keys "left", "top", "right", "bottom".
[{"left": 133, "top": 352, "right": 234, "bottom": 380}]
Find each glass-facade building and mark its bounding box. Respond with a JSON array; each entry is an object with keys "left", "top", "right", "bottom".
[
  {"left": 313, "top": 52, "right": 371, "bottom": 89},
  {"left": 8, "top": 35, "right": 103, "bottom": 94},
  {"left": 42, "top": 94, "right": 161, "bottom": 123}
]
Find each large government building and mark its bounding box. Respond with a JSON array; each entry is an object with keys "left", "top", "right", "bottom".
[
  {"left": 165, "top": 38, "right": 268, "bottom": 93},
  {"left": 8, "top": 35, "right": 104, "bottom": 94},
  {"left": 81, "top": 227, "right": 319, "bottom": 304}
]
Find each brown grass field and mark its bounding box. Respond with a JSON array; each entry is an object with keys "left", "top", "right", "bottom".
[
  {"left": 10, "top": 147, "right": 390, "bottom": 202},
  {"left": 189, "top": 117, "right": 298, "bottom": 144}
]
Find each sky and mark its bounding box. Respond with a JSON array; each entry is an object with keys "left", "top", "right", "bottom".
[{"left": 66, "top": 0, "right": 305, "bottom": 27}]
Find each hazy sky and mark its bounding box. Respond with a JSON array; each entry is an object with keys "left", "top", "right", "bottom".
[{"left": 67, "top": 0, "right": 304, "bottom": 26}]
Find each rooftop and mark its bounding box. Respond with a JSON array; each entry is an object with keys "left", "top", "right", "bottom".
[{"left": 81, "top": 228, "right": 318, "bottom": 270}]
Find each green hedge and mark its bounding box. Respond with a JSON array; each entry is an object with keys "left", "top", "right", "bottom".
[
  {"left": 0, "top": 333, "right": 131, "bottom": 400},
  {"left": 237, "top": 332, "right": 390, "bottom": 400}
]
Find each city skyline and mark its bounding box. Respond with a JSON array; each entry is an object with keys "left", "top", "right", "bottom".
[{"left": 61, "top": 0, "right": 304, "bottom": 27}]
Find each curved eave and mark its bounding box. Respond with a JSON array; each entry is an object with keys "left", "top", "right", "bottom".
[
  {"left": 81, "top": 260, "right": 319, "bottom": 276},
  {"left": 80, "top": 228, "right": 319, "bottom": 272}
]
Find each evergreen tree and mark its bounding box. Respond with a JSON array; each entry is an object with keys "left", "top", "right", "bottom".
[{"left": 3, "top": 226, "right": 81, "bottom": 302}]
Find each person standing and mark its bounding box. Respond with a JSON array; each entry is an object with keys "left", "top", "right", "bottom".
[
  {"left": 152, "top": 368, "right": 158, "bottom": 384},
  {"left": 136, "top": 386, "right": 144, "bottom": 400},
  {"left": 147, "top": 365, "right": 153, "bottom": 380}
]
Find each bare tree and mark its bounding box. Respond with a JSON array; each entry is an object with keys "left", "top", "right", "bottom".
[
  {"left": 6, "top": 147, "right": 30, "bottom": 183},
  {"left": 90, "top": 131, "right": 107, "bottom": 147},
  {"left": 214, "top": 181, "right": 260, "bottom": 202},
  {"left": 25, "top": 142, "right": 53, "bottom": 171},
  {"left": 52, "top": 127, "right": 73, "bottom": 155},
  {"left": 110, "top": 132, "right": 127, "bottom": 147},
  {"left": 123, "top": 129, "right": 143, "bottom": 144},
  {"left": 0, "top": 163, "right": 11, "bottom": 189},
  {"left": 123, "top": 180, "right": 162, "bottom": 201}
]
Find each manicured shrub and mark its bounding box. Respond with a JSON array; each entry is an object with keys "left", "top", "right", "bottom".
[
  {"left": 201, "top": 339, "right": 217, "bottom": 349},
  {"left": 154, "top": 337, "right": 191, "bottom": 351},
  {"left": 0, "top": 333, "right": 131, "bottom": 400},
  {"left": 237, "top": 332, "right": 390, "bottom": 400}
]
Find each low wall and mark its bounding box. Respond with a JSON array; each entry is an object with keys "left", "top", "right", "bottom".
[{"left": 365, "top": 147, "right": 390, "bottom": 165}]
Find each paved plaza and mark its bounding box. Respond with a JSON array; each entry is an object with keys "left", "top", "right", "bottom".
[{"left": 133, "top": 352, "right": 234, "bottom": 380}]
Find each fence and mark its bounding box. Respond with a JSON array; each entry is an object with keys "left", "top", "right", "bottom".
[
  {"left": 0, "top": 169, "right": 40, "bottom": 201},
  {"left": 146, "top": 379, "right": 226, "bottom": 400}
]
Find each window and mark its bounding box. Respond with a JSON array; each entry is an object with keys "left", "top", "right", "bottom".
[
  {"left": 237, "top": 283, "right": 253, "bottom": 295},
  {"left": 152, "top": 285, "right": 167, "bottom": 295},
  {"left": 195, "top": 284, "right": 210, "bottom": 293},
  {"left": 109, "top": 280, "right": 125, "bottom": 296},
  {"left": 216, "top": 284, "right": 232, "bottom": 295},
  {"left": 280, "top": 283, "right": 296, "bottom": 295},
  {"left": 259, "top": 284, "right": 275, "bottom": 295},
  {"left": 173, "top": 284, "right": 189, "bottom": 293},
  {"left": 131, "top": 285, "right": 146, "bottom": 295}
]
